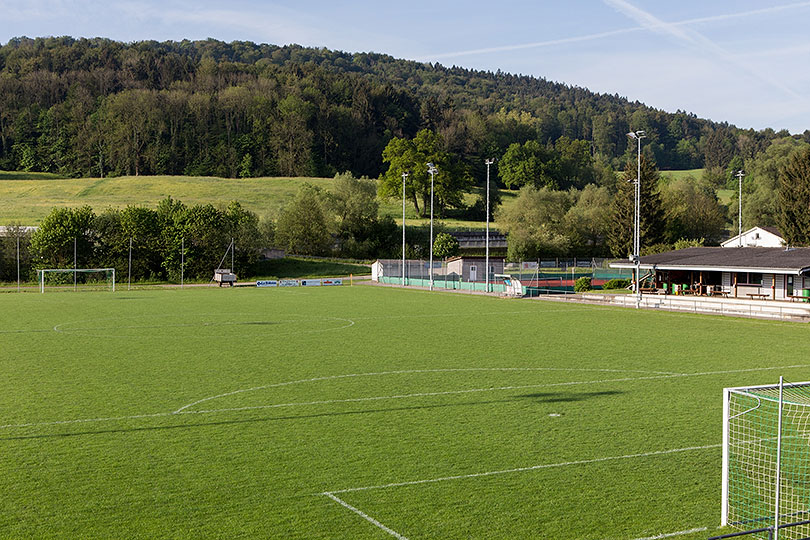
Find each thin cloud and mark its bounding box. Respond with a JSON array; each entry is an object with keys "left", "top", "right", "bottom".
[
  {"left": 428, "top": 2, "right": 810, "bottom": 61},
  {"left": 603, "top": 0, "right": 803, "bottom": 100},
  {"left": 428, "top": 28, "right": 642, "bottom": 60}
]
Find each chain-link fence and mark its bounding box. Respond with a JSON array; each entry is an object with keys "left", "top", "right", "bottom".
[{"left": 373, "top": 258, "right": 634, "bottom": 295}]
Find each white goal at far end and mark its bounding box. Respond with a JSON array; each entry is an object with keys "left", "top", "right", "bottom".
[{"left": 37, "top": 268, "right": 116, "bottom": 293}]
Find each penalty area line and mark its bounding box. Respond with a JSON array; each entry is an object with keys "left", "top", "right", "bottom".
[
  {"left": 324, "top": 492, "right": 408, "bottom": 540},
  {"left": 327, "top": 443, "right": 721, "bottom": 495}
]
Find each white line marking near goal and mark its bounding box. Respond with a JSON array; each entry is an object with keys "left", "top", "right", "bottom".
[
  {"left": 630, "top": 527, "right": 708, "bottom": 540},
  {"left": 324, "top": 492, "right": 409, "bottom": 540},
  {"left": 326, "top": 443, "right": 720, "bottom": 495}
]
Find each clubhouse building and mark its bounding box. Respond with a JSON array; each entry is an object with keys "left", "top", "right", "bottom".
[{"left": 610, "top": 246, "right": 810, "bottom": 301}]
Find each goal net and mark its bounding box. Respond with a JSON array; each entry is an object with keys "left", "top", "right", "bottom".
[
  {"left": 723, "top": 380, "right": 810, "bottom": 539},
  {"left": 37, "top": 268, "right": 116, "bottom": 293}
]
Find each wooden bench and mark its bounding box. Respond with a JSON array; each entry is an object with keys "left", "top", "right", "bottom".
[
  {"left": 746, "top": 293, "right": 769, "bottom": 300},
  {"left": 788, "top": 295, "right": 808, "bottom": 303},
  {"left": 708, "top": 289, "right": 729, "bottom": 298}
]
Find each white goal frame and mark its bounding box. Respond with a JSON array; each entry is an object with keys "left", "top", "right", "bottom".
[
  {"left": 37, "top": 268, "right": 116, "bottom": 293},
  {"left": 722, "top": 378, "right": 810, "bottom": 538}
]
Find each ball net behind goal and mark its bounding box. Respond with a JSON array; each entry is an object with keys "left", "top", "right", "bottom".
[{"left": 723, "top": 381, "right": 810, "bottom": 539}]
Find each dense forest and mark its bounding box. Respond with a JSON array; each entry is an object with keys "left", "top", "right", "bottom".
[{"left": 1, "top": 36, "right": 806, "bottom": 181}]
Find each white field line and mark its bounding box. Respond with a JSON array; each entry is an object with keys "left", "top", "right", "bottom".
[
  {"left": 630, "top": 527, "right": 708, "bottom": 540},
  {"left": 324, "top": 492, "right": 409, "bottom": 540},
  {"left": 173, "top": 367, "right": 679, "bottom": 413},
  {"left": 174, "top": 362, "right": 810, "bottom": 414},
  {"left": 3, "top": 363, "right": 809, "bottom": 430},
  {"left": 326, "top": 443, "right": 721, "bottom": 495},
  {"left": 2, "top": 309, "right": 541, "bottom": 336}
]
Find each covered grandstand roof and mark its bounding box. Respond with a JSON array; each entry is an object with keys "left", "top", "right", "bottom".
[{"left": 610, "top": 247, "right": 810, "bottom": 275}]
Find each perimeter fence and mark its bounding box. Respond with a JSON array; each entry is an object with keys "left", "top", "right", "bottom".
[{"left": 374, "top": 259, "right": 633, "bottom": 295}]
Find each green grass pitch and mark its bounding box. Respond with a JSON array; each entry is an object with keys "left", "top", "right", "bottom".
[{"left": 1, "top": 285, "right": 808, "bottom": 539}]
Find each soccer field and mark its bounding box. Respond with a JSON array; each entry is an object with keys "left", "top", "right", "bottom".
[{"left": 1, "top": 285, "right": 809, "bottom": 539}]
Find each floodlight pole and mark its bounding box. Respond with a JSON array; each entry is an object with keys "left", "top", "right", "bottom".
[
  {"left": 736, "top": 170, "right": 745, "bottom": 247},
  {"left": 485, "top": 158, "right": 495, "bottom": 292},
  {"left": 627, "top": 130, "right": 646, "bottom": 308},
  {"left": 16, "top": 234, "right": 20, "bottom": 292},
  {"left": 128, "top": 237, "right": 132, "bottom": 291},
  {"left": 402, "top": 171, "right": 409, "bottom": 287},
  {"left": 427, "top": 163, "right": 438, "bottom": 291},
  {"left": 74, "top": 237, "right": 77, "bottom": 292},
  {"left": 181, "top": 237, "right": 184, "bottom": 289}
]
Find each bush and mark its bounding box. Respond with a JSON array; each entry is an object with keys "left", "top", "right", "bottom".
[
  {"left": 574, "top": 276, "right": 592, "bottom": 292},
  {"left": 602, "top": 278, "right": 630, "bottom": 290}
]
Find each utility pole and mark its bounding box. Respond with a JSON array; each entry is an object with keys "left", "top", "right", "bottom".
[
  {"left": 484, "top": 158, "right": 496, "bottom": 292},
  {"left": 627, "top": 131, "right": 646, "bottom": 309},
  {"left": 402, "top": 171, "right": 409, "bottom": 287},
  {"left": 427, "top": 163, "right": 438, "bottom": 291},
  {"left": 735, "top": 170, "right": 745, "bottom": 247}
]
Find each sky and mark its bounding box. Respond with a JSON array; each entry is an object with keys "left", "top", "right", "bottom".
[{"left": 2, "top": 0, "right": 810, "bottom": 133}]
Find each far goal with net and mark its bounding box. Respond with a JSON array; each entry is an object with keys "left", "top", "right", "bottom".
[
  {"left": 37, "top": 268, "right": 116, "bottom": 293},
  {"left": 722, "top": 378, "right": 810, "bottom": 539}
]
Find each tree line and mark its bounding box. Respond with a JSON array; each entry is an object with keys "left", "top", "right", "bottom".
[
  {"left": 0, "top": 173, "right": 406, "bottom": 283},
  {"left": 1, "top": 36, "right": 804, "bottom": 183}
]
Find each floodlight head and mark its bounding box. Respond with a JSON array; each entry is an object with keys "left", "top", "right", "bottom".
[
  {"left": 485, "top": 158, "right": 496, "bottom": 165},
  {"left": 427, "top": 162, "right": 437, "bottom": 174},
  {"left": 427, "top": 162, "right": 434, "bottom": 168},
  {"left": 628, "top": 130, "right": 647, "bottom": 140}
]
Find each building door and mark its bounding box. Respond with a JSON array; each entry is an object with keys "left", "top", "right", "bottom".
[
  {"left": 787, "top": 275, "right": 794, "bottom": 297},
  {"left": 469, "top": 265, "right": 477, "bottom": 282}
]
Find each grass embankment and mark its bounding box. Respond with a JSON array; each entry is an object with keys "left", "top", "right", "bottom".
[
  {"left": 0, "top": 171, "right": 520, "bottom": 228},
  {"left": 2, "top": 169, "right": 725, "bottom": 229}
]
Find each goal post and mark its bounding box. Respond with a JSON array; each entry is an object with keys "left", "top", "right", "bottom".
[
  {"left": 722, "top": 379, "right": 810, "bottom": 539},
  {"left": 37, "top": 268, "right": 116, "bottom": 293}
]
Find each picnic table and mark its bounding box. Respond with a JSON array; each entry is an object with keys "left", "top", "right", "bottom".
[
  {"left": 746, "top": 293, "right": 768, "bottom": 300},
  {"left": 787, "top": 295, "right": 808, "bottom": 303}
]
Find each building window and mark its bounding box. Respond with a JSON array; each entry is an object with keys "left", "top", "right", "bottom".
[{"left": 737, "top": 272, "right": 763, "bottom": 286}]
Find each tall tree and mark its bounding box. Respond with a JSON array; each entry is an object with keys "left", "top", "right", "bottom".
[
  {"left": 378, "top": 129, "right": 469, "bottom": 217},
  {"left": 496, "top": 185, "right": 572, "bottom": 260},
  {"left": 660, "top": 177, "right": 726, "bottom": 243},
  {"left": 607, "top": 155, "right": 665, "bottom": 257},
  {"left": 777, "top": 146, "right": 810, "bottom": 246},
  {"left": 30, "top": 206, "right": 96, "bottom": 268},
  {"left": 275, "top": 184, "right": 332, "bottom": 255},
  {"left": 271, "top": 95, "right": 315, "bottom": 177}
]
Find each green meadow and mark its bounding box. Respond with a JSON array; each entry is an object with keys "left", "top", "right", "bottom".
[
  {"left": 1, "top": 285, "right": 807, "bottom": 539},
  {"left": 0, "top": 171, "right": 514, "bottom": 228}
]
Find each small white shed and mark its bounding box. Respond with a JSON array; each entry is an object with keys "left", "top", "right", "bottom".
[{"left": 446, "top": 256, "right": 505, "bottom": 282}]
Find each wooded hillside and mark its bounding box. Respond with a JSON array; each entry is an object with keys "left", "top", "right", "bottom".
[{"left": 1, "top": 36, "right": 802, "bottom": 180}]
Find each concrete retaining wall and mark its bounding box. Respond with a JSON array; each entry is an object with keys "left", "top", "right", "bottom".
[{"left": 580, "top": 293, "right": 810, "bottom": 322}]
